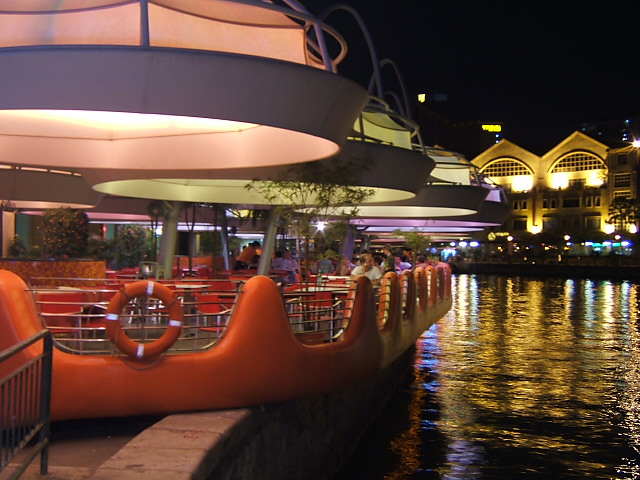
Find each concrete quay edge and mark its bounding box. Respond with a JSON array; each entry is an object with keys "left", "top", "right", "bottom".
[
  {"left": 88, "top": 408, "right": 253, "bottom": 480},
  {"left": 6, "top": 346, "right": 416, "bottom": 480}
]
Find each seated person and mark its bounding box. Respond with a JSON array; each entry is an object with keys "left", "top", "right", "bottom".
[
  {"left": 281, "top": 251, "right": 300, "bottom": 284},
  {"left": 337, "top": 255, "right": 353, "bottom": 276},
  {"left": 234, "top": 241, "right": 260, "bottom": 270},
  {"left": 350, "top": 253, "right": 382, "bottom": 285},
  {"left": 315, "top": 255, "right": 335, "bottom": 274},
  {"left": 271, "top": 250, "right": 286, "bottom": 270}
]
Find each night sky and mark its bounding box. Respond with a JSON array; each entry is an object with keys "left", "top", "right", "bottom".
[{"left": 301, "top": 1, "right": 640, "bottom": 153}]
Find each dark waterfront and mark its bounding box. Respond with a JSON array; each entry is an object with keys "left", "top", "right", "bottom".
[{"left": 334, "top": 274, "right": 640, "bottom": 479}]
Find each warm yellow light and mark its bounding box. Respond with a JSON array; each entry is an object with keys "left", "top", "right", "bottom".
[
  {"left": 417, "top": 93, "right": 426, "bottom": 103},
  {"left": 530, "top": 225, "right": 542, "bottom": 234},
  {"left": 511, "top": 176, "right": 533, "bottom": 192},
  {"left": 5, "top": 110, "right": 257, "bottom": 138},
  {"left": 585, "top": 171, "right": 604, "bottom": 187},
  {"left": 550, "top": 173, "right": 569, "bottom": 190},
  {"left": 481, "top": 124, "right": 502, "bottom": 133},
  {"left": 604, "top": 223, "right": 615, "bottom": 234}
]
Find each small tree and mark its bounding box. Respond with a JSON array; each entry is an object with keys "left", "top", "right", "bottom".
[
  {"left": 8, "top": 235, "right": 28, "bottom": 258},
  {"left": 41, "top": 207, "right": 89, "bottom": 258},
  {"left": 147, "top": 200, "right": 170, "bottom": 261},
  {"left": 87, "top": 236, "right": 116, "bottom": 263},
  {"left": 607, "top": 197, "right": 639, "bottom": 231},
  {"left": 114, "top": 225, "right": 150, "bottom": 269},
  {"left": 394, "top": 229, "right": 432, "bottom": 267},
  {"left": 246, "top": 158, "right": 375, "bottom": 278}
]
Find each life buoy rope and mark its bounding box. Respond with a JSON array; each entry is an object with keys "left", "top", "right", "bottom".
[{"left": 105, "top": 281, "right": 183, "bottom": 360}]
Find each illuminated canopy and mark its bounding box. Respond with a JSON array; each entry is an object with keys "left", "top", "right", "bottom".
[
  {"left": 83, "top": 103, "right": 435, "bottom": 205},
  {"left": 0, "top": 0, "right": 367, "bottom": 169},
  {"left": 353, "top": 148, "right": 489, "bottom": 218},
  {"left": 85, "top": 139, "right": 434, "bottom": 205},
  {"left": 0, "top": 165, "right": 101, "bottom": 209},
  {"left": 351, "top": 178, "right": 510, "bottom": 238}
]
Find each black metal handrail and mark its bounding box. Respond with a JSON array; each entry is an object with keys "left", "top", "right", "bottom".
[{"left": 0, "top": 329, "right": 52, "bottom": 479}]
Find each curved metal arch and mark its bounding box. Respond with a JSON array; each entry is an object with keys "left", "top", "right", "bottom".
[
  {"left": 320, "top": 4, "right": 383, "bottom": 98},
  {"left": 549, "top": 150, "right": 607, "bottom": 174},
  {"left": 375, "top": 58, "right": 412, "bottom": 120},
  {"left": 480, "top": 157, "right": 534, "bottom": 177}
]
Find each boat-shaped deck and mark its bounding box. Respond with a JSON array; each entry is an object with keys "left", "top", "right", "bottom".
[{"left": 0, "top": 265, "right": 451, "bottom": 421}]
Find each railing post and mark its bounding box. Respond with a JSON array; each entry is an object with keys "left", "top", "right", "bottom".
[{"left": 38, "top": 331, "right": 52, "bottom": 475}]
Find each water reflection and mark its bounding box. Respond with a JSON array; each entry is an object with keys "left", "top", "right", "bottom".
[{"left": 337, "top": 275, "right": 640, "bottom": 479}]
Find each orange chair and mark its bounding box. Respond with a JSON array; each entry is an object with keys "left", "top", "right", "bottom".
[
  {"left": 195, "top": 294, "right": 231, "bottom": 339},
  {"left": 36, "top": 291, "right": 85, "bottom": 335}
]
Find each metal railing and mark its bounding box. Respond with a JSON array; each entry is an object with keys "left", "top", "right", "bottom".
[
  {"left": 284, "top": 287, "right": 354, "bottom": 344},
  {"left": 28, "top": 278, "right": 357, "bottom": 355},
  {"left": 0, "top": 330, "right": 52, "bottom": 480}
]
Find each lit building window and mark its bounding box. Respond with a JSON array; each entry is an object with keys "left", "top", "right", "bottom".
[
  {"left": 614, "top": 190, "right": 631, "bottom": 199},
  {"left": 481, "top": 158, "right": 533, "bottom": 177},
  {"left": 562, "top": 198, "right": 580, "bottom": 208},
  {"left": 585, "top": 216, "right": 601, "bottom": 229},
  {"left": 543, "top": 216, "right": 559, "bottom": 230},
  {"left": 562, "top": 216, "right": 580, "bottom": 229},
  {"left": 568, "top": 178, "right": 585, "bottom": 189},
  {"left": 614, "top": 173, "right": 631, "bottom": 187},
  {"left": 513, "top": 218, "right": 527, "bottom": 230},
  {"left": 550, "top": 152, "right": 606, "bottom": 173}
]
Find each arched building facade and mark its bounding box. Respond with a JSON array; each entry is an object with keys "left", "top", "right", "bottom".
[{"left": 472, "top": 131, "right": 639, "bottom": 244}]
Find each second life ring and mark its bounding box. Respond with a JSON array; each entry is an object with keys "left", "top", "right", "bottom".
[{"left": 105, "top": 281, "right": 183, "bottom": 360}]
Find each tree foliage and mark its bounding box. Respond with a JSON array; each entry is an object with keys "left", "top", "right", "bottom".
[
  {"left": 41, "top": 207, "right": 89, "bottom": 258},
  {"left": 246, "top": 157, "right": 375, "bottom": 270},
  {"left": 114, "top": 224, "right": 151, "bottom": 268},
  {"left": 393, "top": 229, "right": 432, "bottom": 266},
  {"left": 608, "top": 197, "right": 640, "bottom": 230}
]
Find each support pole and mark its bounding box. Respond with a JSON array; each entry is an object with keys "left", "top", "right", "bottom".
[
  {"left": 257, "top": 207, "right": 280, "bottom": 276},
  {"left": 340, "top": 225, "right": 356, "bottom": 259},
  {"left": 157, "top": 202, "right": 182, "bottom": 278},
  {"left": 219, "top": 207, "right": 231, "bottom": 271}
]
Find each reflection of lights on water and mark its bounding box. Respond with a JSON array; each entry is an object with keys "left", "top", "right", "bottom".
[
  {"left": 384, "top": 332, "right": 437, "bottom": 480},
  {"left": 412, "top": 275, "right": 640, "bottom": 478},
  {"left": 443, "top": 440, "right": 484, "bottom": 480},
  {"left": 361, "top": 276, "right": 640, "bottom": 478}
]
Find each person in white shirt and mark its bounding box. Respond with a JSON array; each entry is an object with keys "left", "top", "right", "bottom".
[{"left": 350, "top": 253, "right": 383, "bottom": 286}]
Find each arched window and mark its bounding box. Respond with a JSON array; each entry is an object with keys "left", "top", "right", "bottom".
[
  {"left": 550, "top": 152, "right": 605, "bottom": 173},
  {"left": 479, "top": 158, "right": 533, "bottom": 177}
]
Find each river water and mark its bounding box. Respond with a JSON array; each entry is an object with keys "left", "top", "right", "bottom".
[{"left": 333, "top": 274, "right": 640, "bottom": 479}]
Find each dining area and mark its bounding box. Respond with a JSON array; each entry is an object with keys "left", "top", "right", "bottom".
[{"left": 28, "top": 272, "right": 359, "bottom": 356}]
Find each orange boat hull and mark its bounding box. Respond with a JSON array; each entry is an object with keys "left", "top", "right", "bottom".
[{"left": 0, "top": 266, "right": 451, "bottom": 421}]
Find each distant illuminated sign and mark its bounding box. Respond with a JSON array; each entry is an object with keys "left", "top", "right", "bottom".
[
  {"left": 417, "top": 93, "right": 426, "bottom": 103},
  {"left": 487, "top": 232, "right": 510, "bottom": 241},
  {"left": 482, "top": 124, "right": 502, "bottom": 133}
]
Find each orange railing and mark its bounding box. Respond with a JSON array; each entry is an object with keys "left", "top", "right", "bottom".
[
  {"left": 0, "top": 264, "right": 451, "bottom": 420},
  {"left": 27, "top": 265, "right": 451, "bottom": 357}
]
